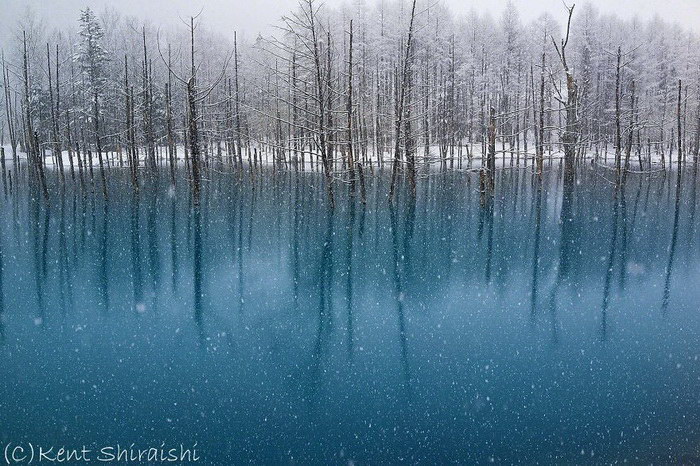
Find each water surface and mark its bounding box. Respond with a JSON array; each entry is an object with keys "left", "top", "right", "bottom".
[{"left": 0, "top": 167, "right": 699, "bottom": 464}]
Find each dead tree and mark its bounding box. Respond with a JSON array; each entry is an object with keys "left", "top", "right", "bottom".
[
  {"left": 347, "top": 19, "right": 356, "bottom": 194},
  {"left": 621, "top": 80, "right": 635, "bottom": 186},
  {"left": 276, "top": 0, "right": 335, "bottom": 206},
  {"left": 614, "top": 46, "right": 622, "bottom": 178},
  {"left": 22, "top": 31, "right": 49, "bottom": 200},
  {"left": 694, "top": 75, "right": 700, "bottom": 165},
  {"left": 677, "top": 79, "right": 683, "bottom": 169},
  {"left": 405, "top": 40, "right": 417, "bottom": 197},
  {"left": 157, "top": 14, "right": 231, "bottom": 204},
  {"left": 389, "top": 0, "right": 417, "bottom": 202},
  {"left": 2, "top": 53, "right": 18, "bottom": 168},
  {"left": 142, "top": 28, "right": 156, "bottom": 172},
  {"left": 326, "top": 31, "right": 334, "bottom": 170},
  {"left": 187, "top": 17, "right": 202, "bottom": 202},
  {"left": 47, "top": 44, "right": 64, "bottom": 180},
  {"left": 487, "top": 106, "right": 496, "bottom": 189},
  {"left": 234, "top": 31, "right": 243, "bottom": 168},
  {"left": 537, "top": 52, "right": 545, "bottom": 176},
  {"left": 124, "top": 55, "right": 139, "bottom": 191},
  {"left": 552, "top": 4, "right": 578, "bottom": 184},
  {"left": 166, "top": 44, "right": 176, "bottom": 183},
  {"left": 93, "top": 79, "right": 108, "bottom": 198}
]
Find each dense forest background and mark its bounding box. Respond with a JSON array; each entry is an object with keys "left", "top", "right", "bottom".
[{"left": 1, "top": 0, "right": 699, "bottom": 201}]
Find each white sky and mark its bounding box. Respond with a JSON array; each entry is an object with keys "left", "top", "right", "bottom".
[{"left": 1, "top": 0, "right": 699, "bottom": 47}]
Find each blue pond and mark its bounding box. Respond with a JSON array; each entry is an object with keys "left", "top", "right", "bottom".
[{"left": 0, "top": 167, "right": 698, "bottom": 464}]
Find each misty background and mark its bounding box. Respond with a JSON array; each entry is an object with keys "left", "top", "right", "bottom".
[{"left": 2, "top": 0, "right": 699, "bottom": 50}]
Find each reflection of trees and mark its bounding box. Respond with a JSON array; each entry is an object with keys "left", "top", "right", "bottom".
[
  {"left": 292, "top": 178, "right": 300, "bottom": 313},
  {"left": 0, "top": 209, "right": 4, "bottom": 343},
  {"left": 171, "top": 192, "right": 179, "bottom": 293},
  {"left": 130, "top": 192, "right": 143, "bottom": 312},
  {"left": 601, "top": 186, "right": 622, "bottom": 341},
  {"left": 662, "top": 170, "right": 683, "bottom": 315},
  {"left": 689, "top": 165, "right": 698, "bottom": 263},
  {"left": 620, "top": 178, "right": 645, "bottom": 291},
  {"left": 479, "top": 192, "right": 495, "bottom": 284},
  {"left": 345, "top": 199, "right": 355, "bottom": 359},
  {"left": 309, "top": 206, "right": 334, "bottom": 402},
  {"left": 390, "top": 199, "right": 412, "bottom": 392},
  {"left": 548, "top": 173, "right": 576, "bottom": 345},
  {"left": 99, "top": 200, "right": 109, "bottom": 313},
  {"left": 58, "top": 189, "right": 72, "bottom": 318},
  {"left": 530, "top": 174, "right": 544, "bottom": 323},
  {"left": 30, "top": 195, "right": 49, "bottom": 325},
  {"left": 146, "top": 181, "right": 160, "bottom": 312},
  {"left": 193, "top": 200, "right": 205, "bottom": 346},
  {"left": 3, "top": 165, "right": 697, "bottom": 355}
]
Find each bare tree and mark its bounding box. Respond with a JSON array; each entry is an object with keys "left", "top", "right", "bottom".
[
  {"left": 389, "top": 0, "right": 417, "bottom": 202},
  {"left": 551, "top": 3, "right": 578, "bottom": 183}
]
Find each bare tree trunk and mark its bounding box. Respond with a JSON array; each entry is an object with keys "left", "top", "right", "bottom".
[
  {"left": 94, "top": 91, "right": 108, "bottom": 198},
  {"left": 552, "top": 5, "right": 578, "bottom": 184},
  {"left": 188, "top": 17, "right": 202, "bottom": 204},
  {"left": 306, "top": 0, "right": 334, "bottom": 207},
  {"left": 234, "top": 31, "right": 243, "bottom": 169},
  {"left": 488, "top": 106, "right": 496, "bottom": 190},
  {"left": 614, "top": 46, "right": 622, "bottom": 179},
  {"left": 622, "top": 80, "right": 635, "bottom": 187},
  {"left": 166, "top": 45, "right": 176, "bottom": 183},
  {"left": 326, "top": 32, "right": 334, "bottom": 172},
  {"left": 389, "top": 0, "right": 417, "bottom": 201},
  {"left": 291, "top": 49, "right": 299, "bottom": 171},
  {"left": 678, "top": 79, "right": 683, "bottom": 170},
  {"left": 405, "top": 46, "right": 416, "bottom": 198},
  {"left": 124, "top": 56, "right": 138, "bottom": 191},
  {"left": 694, "top": 77, "right": 700, "bottom": 165},
  {"left": 22, "top": 32, "right": 49, "bottom": 200},
  {"left": 347, "top": 20, "right": 356, "bottom": 194},
  {"left": 2, "top": 54, "right": 18, "bottom": 167},
  {"left": 142, "top": 28, "right": 156, "bottom": 172},
  {"left": 537, "top": 53, "right": 545, "bottom": 176},
  {"left": 47, "top": 44, "right": 64, "bottom": 180}
]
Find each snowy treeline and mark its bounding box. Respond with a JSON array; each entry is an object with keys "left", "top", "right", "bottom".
[{"left": 1, "top": 0, "right": 698, "bottom": 199}]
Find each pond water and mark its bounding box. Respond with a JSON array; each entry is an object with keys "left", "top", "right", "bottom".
[{"left": 0, "top": 167, "right": 699, "bottom": 464}]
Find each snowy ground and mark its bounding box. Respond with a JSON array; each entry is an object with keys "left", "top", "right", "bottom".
[{"left": 0, "top": 143, "right": 672, "bottom": 173}]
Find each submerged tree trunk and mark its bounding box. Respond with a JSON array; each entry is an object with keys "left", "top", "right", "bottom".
[
  {"left": 347, "top": 20, "right": 356, "bottom": 195},
  {"left": 47, "top": 43, "right": 64, "bottom": 180},
  {"left": 551, "top": 5, "right": 578, "bottom": 186},
  {"left": 537, "top": 52, "right": 545, "bottom": 176},
  {"left": 614, "top": 46, "right": 622, "bottom": 179},
  {"left": 22, "top": 31, "right": 49, "bottom": 200},
  {"left": 389, "top": 0, "right": 417, "bottom": 202},
  {"left": 622, "top": 80, "right": 635, "bottom": 187},
  {"left": 188, "top": 17, "right": 202, "bottom": 204}
]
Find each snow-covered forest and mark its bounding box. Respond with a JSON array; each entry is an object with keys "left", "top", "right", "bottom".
[
  {"left": 4, "top": 3, "right": 700, "bottom": 463},
  {"left": 1, "top": 0, "right": 699, "bottom": 201}
]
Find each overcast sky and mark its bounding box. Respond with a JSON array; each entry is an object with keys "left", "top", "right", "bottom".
[{"left": 2, "top": 0, "right": 699, "bottom": 48}]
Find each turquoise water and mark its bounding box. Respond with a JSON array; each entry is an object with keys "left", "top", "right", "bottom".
[{"left": 0, "top": 167, "right": 698, "bottom": 464}]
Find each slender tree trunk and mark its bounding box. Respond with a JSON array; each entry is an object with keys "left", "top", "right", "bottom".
[
  {"left": 488, "top": 106, "right": 496, "bottom": 190},
  {"left": 188, "top": 17, "right": 202, "bottom": 204},
  {"left": 537, "top": 52, "right": 545, "bottom": 176},
  {"left": 47, "top": 44, "right": 64, "bottom": 180},
  {"left": 94, "top": 91, "right": 108, "bottom": 198},
  {"left": 678, "top": 79, "right": 683, "bottom": 170},
  {"left": 22, "top": 32, "right": 49, "bottom": 200},
  {"left": 614, "top": 46, "right": 622, "bottom": 179},
  {"left": 166, "top": 45, "right": 176, "bottom": 183},
  {"left": 389, "top": 0, "right": 417, "bottom": 202},
  {"left": 347, "top": 20, "right": 356, "bottom": 194},
  {"left": 622, "top": 80, "right": 635, "bottom": 187},
  {"left": 234, "top": 32, "right": 243, "bottom": 169}
]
